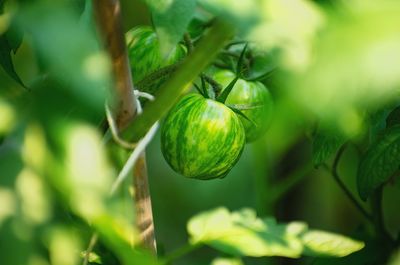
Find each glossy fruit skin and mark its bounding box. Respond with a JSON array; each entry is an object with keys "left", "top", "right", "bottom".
[
  {"left": 126, "top": 26, "right": 185, "bottom": 84},
  {"left": 161, "top": 94, "right": 246, "bottom": 180},
  {"left": 213, "top": 70, "right": 274, "bottom": 142}
]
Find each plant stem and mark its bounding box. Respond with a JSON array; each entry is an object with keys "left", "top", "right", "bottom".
[
  {"left": 122, "top": 20, "right": 234, "bottom": 142},
  {"left": 82, "top": 233, "right": 98, "bottom": 265},
  {"left": 252, "top": 143, "right": 274, "bottom": 216},
  {"left": 225, "top": 40, "right": 247, "bottom": 49},
  {"left": 136, "top": 63, "right": 181, "bottom": 91},
  {"left": 92, "top": 0, "right": 156, "bottom": 253},
  {"left": 221, "top": 50, "right": 240, "bottom": 58},
  {"left": 323, "top": 144, "right": 374, "bottom": 223},
  {"left": 200, "top": 73, "right": 222, "bottom": 96},
  {"left": 213, "top": 61, "right": 231, "bottom": 69},
  {"left": 370, "top": 187, "right": 394, "bottom": 243},
  {"left": 269, "top": 160, "right": 313, "bottom": 203},
  {"left": 245, "top": 67, "right": 276, "bottom": 82},
  {"left": 163, "top": 243, "right": 201, "bottom": 265},
  {"left": 183, "top": 32, "right": 194, "bottom": 54}
]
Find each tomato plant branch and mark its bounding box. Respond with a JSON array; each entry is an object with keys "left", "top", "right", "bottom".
[
  {"left": 269, "top": 160, "right": 313, "bottom": 203},
  {"left": 136, "top": 63, "right": 181, "bottom": 91},
  {"left": 122, "top": 20, "right": 234, "bottom": 142},
  {"left": 225, "top": 40, "right": 247, "bottom": 49},
  {"left": 322, "top": 144, "right": 373, "bottom": 223},
  {"left": 213, "top": 60, "right": 231, "bottom": 69},
  {"left": 200, "top": 73, "right": 222, "bottom": 96},
  {"left": 183, "top": 32, "right": 194, "bottom": 54},
  {"left": 370, "top": 186, "right": 394, "bottom": 243},
  {"left": 162, "top": 243, "right": 202, "bottom": 265},
  {"left": 92, "top": 0, "right": 156, "bottom": 253},
  {"left": 82, "top": 233, "right": 99, "bottom": 265}
]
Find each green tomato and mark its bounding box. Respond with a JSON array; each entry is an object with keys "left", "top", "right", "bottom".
[
  {"left": 161, "top": 93, "right": 246, "bottom": 180},
  {"left": 213, "top": 70, "right": 274, "bottom": 142},
  {"left": 126, "top": 26, "right": 185, "bottom": 84}
]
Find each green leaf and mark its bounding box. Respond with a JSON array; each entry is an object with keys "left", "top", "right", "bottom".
[
  {"left": 0, "top": 0, "right": 25, "bottom": 88},
  {"left": 368, "top": 107, "right": 391, "bottom": 142},
  {"left": 216, "top": 76, "right": 238, "bottom": 103},
  {"left": 149, "top": 0, "right": 196, "bottom": 56},
  {"left": 80, "top": 251, "right": 102, "bottom": 264},
  {"left": 16, "top": 2, "right": 109, "bottom": 111},
  {"left": 388, "top": 249, "right": 400, "bottom": 265},
  {"left": 5, "top": 25, "right": 23, "bottom": 54},
  {"left": 311, "top": 238, "right": 390, "bottom": 265},
  {"left": 245, "top": 67, "right": 275, "bottom": 82},
  {"left": 312, "top": 129, "right": 345, "bottom": 167},
  {"left": 79, "top": 0, "right": 94, "bottom": 29},
  {"left": 211, "top": 257, "right": 244, "bottom": 265},
  {"left": 386, "top": 106, "right": 400, "bottom": 128},
  {"left": 244, "top": 48, "right": 277, "bottom": 81},
  {"left": 187, "top": 207, "right": 305, "bottom": 258},
  {"left": 198, "top": 0, "right": 259, "bottom": 32},
  {"left": 301, "top": 230, "right": 364, "bottom": 257},
  {"left": 0, "top": 33, "right": 25, "bottom": 88},
  {"left": 357, "top": 125, "right": 400, "bottom": 200},
  {"left": 187, "top": 208, "right": 364, "bottom": 258}
]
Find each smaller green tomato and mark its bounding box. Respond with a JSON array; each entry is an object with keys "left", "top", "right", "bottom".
[
  {"left": 213, "top": 70, "right": 274, "bottom": 142},
  {"left": 161, "top": 94, "right": 246, "bottom": 180},
  {"left": 126, "top": 26, "right": 185, "bottom": 84}
]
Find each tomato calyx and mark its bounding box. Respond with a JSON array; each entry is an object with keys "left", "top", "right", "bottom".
[
  {"left": 228, "top": 106, "right": 258, "bottom": 128},
  {"left": 216, "top": 76, "right": 239, "bottom": 103},
  {"left": 194, "top": 78, "right": 257, "bottom": 129}
]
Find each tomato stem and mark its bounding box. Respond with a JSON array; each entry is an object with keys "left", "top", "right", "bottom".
[
  {"left": 162, "top": 243, "right": 202, "bottom": 265},
  {"left": 269, "top": 160, "right": 313, "bottom": 203},
  {"left": 322, "top": 144, "right": 374, "bottom": 223},
  {"left": 136, "top": 63, "right": 181, "bottom": 91},
  {"left": 370, "top": 186, "right": 394, "bottom": 243},
  {"left": 183, "top": 32, "right": 194, "bottom": 54},
  {"left": 200, "top": 73, "right": 221, "bottom": 97}
]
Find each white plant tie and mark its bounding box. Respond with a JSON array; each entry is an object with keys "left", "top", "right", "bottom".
[{"left": 106, "top": 90, "right": 159, "bottom": 196}]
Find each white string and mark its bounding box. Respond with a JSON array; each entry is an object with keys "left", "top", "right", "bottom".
[
  {"left": 109, "top": 121, "right": 159, "bottom": 195},
  {"left": 134, "top": 90, "right": 155, "bottom": 101},
  {"left": 104, "top": 90, "right": 155, "bottom": 149},
  {"left": 105, "top": 103, "right": 137, "bottom": 149},
  {"left": 106, "top": 90, "right": 159, "bottom": 195}
]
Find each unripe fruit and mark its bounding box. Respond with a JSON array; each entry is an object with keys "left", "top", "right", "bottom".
[
  {"left": 161, "top": 94, "right": 246, "bottom": 180},
  {"left": 213, "top": 70, "right": 273, "bottom": 142},
  {"left": 126, "top": 26, "right": 185, "bottom": 86}
]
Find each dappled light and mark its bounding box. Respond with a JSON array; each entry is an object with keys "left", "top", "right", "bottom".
[{"left": 0, "top": 0, "right": 399, "bottom": 265}]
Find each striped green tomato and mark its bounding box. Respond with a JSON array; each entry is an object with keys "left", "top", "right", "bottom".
[
  {"left": 161, "top": 93, "right": 246, "bottom": 180},
  {"left": 213, "top": 70, "right": 274, "bottom": 142},
  {"left": 126, "top": 26, "right": 185, "bottom": 84}
]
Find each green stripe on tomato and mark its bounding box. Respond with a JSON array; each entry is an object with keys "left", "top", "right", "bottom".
[{"left": 161, "top": 93, "right": 246, "bottom": 180}]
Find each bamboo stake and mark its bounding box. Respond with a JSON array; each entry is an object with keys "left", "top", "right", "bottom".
[{"left": 92, "top": 0, "right": 157, "bottom": 253}]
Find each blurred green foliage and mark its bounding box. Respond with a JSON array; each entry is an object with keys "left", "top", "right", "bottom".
[{"left": 0, "top": 0, "right": 399, "bottom": 265}]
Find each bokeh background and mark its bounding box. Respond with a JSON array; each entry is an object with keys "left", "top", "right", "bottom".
[{"left": 1, "top": 0, "right": 400, "bottom": 265}]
